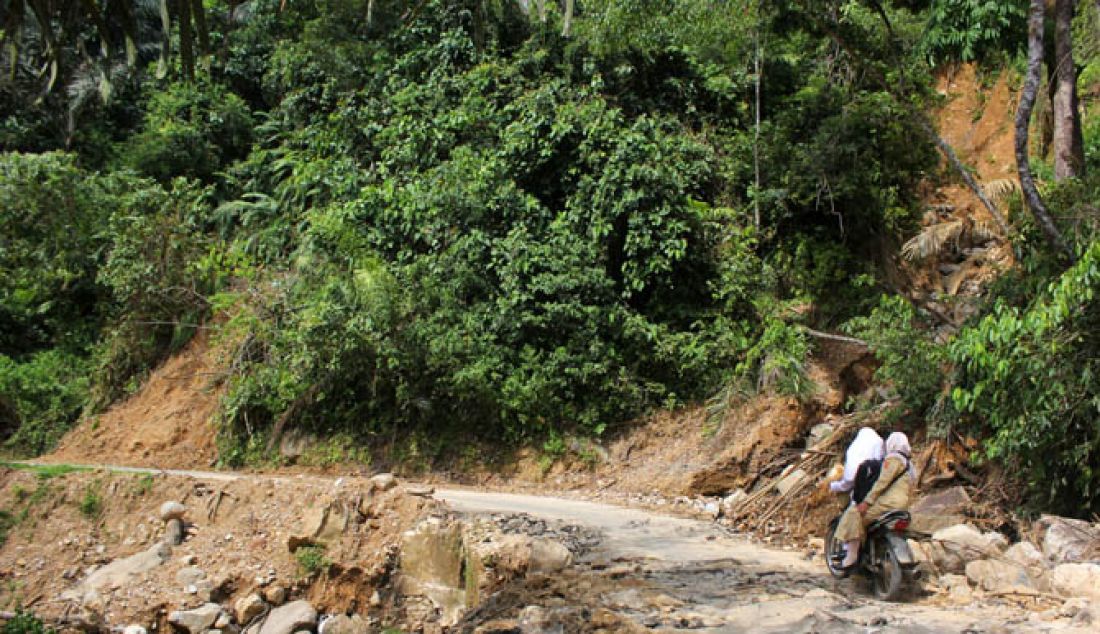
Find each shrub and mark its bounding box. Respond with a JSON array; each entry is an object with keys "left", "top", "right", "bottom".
[
  {"left": 295, "top": 545, "right": 330, "bottom": 577},
  {"left": 1, "top": 610, "right": 54, "bottom": 634},
  {"left": 951, "top": 241, "right": 1100, "bottom": 516},
  {"left": 921, "top": 0, "right": 1028, "bottom": 65}
]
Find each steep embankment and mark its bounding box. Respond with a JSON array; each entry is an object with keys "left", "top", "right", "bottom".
[{"left": 50, "top": 333, "right": 222, "bottom": 469}]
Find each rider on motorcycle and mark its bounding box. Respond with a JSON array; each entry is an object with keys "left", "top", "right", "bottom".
[{"left": 834, "top": 432, "right": 915, "bottom": 569}]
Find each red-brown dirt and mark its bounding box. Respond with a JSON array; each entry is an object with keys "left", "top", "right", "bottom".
[{"left": 49, "top": 333, "right": 223, "bottom": 469}]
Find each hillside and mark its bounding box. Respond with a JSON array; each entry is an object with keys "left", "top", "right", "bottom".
[{"left": 2, "top": 0, "right": 1100, "bottom": 522}]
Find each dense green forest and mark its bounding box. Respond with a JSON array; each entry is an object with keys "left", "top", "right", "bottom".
[{"left": 1, "top": 1, "right": 1099, "bottom": 515}]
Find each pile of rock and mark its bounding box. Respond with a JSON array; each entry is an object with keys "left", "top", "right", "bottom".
[{"left": 914, "top": 515, "right": 1100, "bottom": 615}]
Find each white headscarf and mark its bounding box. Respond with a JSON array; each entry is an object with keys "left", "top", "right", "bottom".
[
  {"left": 885, "top": 431, "right": 916, "bottom": 482},
  {"left": 830, "top": 427, "right": 885, "bottom": 493}
]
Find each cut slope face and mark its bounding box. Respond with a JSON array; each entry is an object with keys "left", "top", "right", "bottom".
[{"left": 50, "top": 332, "right": 222, "bottom": 469}]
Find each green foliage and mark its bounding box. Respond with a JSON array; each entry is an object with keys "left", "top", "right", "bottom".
[
  {"left": 0, "top": 510, "right": 14, "bottom": 547},
  {"left": 921, "top": 0, "right": 1027, "bottom": 64},
  {"left": 91, "top": 178, "right": 219, "bottom": 409},
  {"left": 295, "top": 545, "right": 330, "bottom": 577},
  {"left": 951, "top": 241, "right": 1100, "bottom": 516},
  {"left": 122, "top": 81, "right": 253, "bottom": 183},
  {"left": 0, "top": 351, "right": 91, "bottom": 455},
  {"left": 0, "top": 153, "right": 115, "bottom": 354},
  {"left": 844, "top": 296, "right": 948, "bottom": 422},
  {"left": 79, "top": 484, "right": 103, "bottom": 519},
  {"left": 1, "top": 610, "right": 54, "bottom": 634}
]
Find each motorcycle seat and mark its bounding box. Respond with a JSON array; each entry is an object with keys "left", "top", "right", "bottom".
[{"left": 867, "top": 510, "right": 911, "bottom": 534}]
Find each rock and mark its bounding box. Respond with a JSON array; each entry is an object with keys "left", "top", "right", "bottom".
[
  {"left": 1050, "top": 563, "right": 1100, "bottom": 600},
  {"left": 291, "top": 500, "right": 349, "bottom": 549},
  {"left": 235, "top": 594, "right": 266, "bottom": 624},
  {"left": 405, "top": 484, "right": 435, "bottom": 497},
  {"left": 165, "top": 519, "right": 185, "bottom": 546},
  {"left": 398, "top": 518, "right": 467, "bottom": 626},
  {"left": 318, "top": 615, "right": 369, "bottom": 634},
  {"left": 1039, "top": 515, "right": 1100, "bottom": 564},
  {"left": 124, "top": 625, "right": 148, "bottom": 634},
  {"left": 910, "top": 487, "right": 971, "bottom": 534},
  {"left": 257, "top": 601, "right": 317, "bottom": 634},
  {"left": 168, "top": 603, "right": 221, "bottom": 634},
  {"left": 806, "top": 423, "right": 835, "bottom": 449},
  {"left": 215, "top": 612, "right": 232, "bottom": 629},
  {"left": 940, "top": 574, "right": 973, "bottom": 605},
  {"left": 527, "top": 539, "right": 573, "bottom": 573},
  {"left": 1004, "top": 541, "right": 1049, "bottom": 590},
  {"left": 719, "top": 490, "right": 747, "bottom": 517},
  {"left": 774, "top": 469, "right": 807, "bottom": 496},
  {"left": 517, "top": 606, "right": 588, "bottom": 634},
  {"left": 370, "top": 473, "right": 397, "bottom": 491},
  {"left": 160, "top": 502, "right": 187, "bottom": 521},
  {"left": 965, "top": 559, "right": 1038, "bottom": 592},
  {"left": 929, "top": 524, "right": 1007, "bottom": 573},
  {"left": 1060, "top": 597, "right": 1092, "bottom": 618},
  {"left": 176, "top": 567, "right": 207, "bottom": 586},
  {"left": 263, "top": 585, "right": 287, "bottom": 606},
  {"left": 64, "top": 542, "right": 169, "bottom": 601},
  {"left": 279, "top": 429, "right": 316, "bottom": 461},
  {"left": 702, "top": 501, "right": 720, "bottom": 519}
]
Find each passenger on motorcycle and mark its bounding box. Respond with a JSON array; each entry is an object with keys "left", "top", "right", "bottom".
[
  {"left": 834, "top": 432, "right": 914, "bottom": 569},
  {"left": 828, "top": 427, "right": 884, "bottom": 498}
]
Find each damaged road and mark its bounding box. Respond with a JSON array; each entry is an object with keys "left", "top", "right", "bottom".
[{"left": 436, "top": 489, "right": 1092, "bottom": 633}]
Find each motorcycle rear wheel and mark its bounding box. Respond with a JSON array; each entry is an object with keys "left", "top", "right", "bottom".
[{"left": 872, "top": 543, "right": 904, "bottom": 601}]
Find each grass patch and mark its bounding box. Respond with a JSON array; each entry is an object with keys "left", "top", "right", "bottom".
[
  {"left": 0, "top": 462, "right": 88, "bottom": 479},
  {"left": 79, "top": 484, "right": 103, "bottom": 519},
  {"left": 294, "top": 545, "right": 330, "bottom": 577}
]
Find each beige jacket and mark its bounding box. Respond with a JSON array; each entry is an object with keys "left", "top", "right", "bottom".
[{"left": 864, "top": 454, "right": 912, "bottom": 512}]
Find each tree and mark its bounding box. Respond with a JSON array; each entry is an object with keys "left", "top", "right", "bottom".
[
  {"left": 1017, "top": 0, "right": 1075, "bottom": 261},
  {"left": 1052, "top": 0, "right": 1085, "bottom": 179}
]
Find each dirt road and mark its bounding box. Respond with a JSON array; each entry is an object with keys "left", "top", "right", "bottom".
[{"left": 21, "top": 463, "right": 1081, "bottom": 632}]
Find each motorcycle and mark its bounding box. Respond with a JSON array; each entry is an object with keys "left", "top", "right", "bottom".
[{"left": 824, "top": 510, "right": 922, "bottom": 601}]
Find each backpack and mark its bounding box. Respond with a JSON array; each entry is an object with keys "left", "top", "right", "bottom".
[{"left": 852, "top": 458, "right": 882, "bottom": 503}]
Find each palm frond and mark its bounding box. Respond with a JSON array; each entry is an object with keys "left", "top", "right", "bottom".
[
  {"left": 981, "top": 178, "right": 1020, "bottom": 204},
  {"left": 902, "top": 218, "right": 965, "bottom": 261}
]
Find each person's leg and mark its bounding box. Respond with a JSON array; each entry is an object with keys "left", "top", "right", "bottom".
[{"left": 834, "top": 505, "right": 864, "bottom": 567}]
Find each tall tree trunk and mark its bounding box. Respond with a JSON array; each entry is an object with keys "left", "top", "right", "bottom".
[
  {"left": 191, "top": 0, "right": 210, "bottom": 57},
  {"left": 177, "top": 0, "right": 194, "bottom": 80},
  {"left": 1018, "top": 0, "right": 1075, "bottom": 261},
  {"left": 561, "top": 0, "right": 574, "bottom": 36},
  {"left": 1053, "top": 0, "right": 1085, "bottom": 179}
]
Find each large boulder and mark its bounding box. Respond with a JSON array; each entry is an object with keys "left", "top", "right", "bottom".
[
  {"left": 1039, "top": 515, "right": 1100, "bottom": 564},
  {"left": 1004, "top": 541, "right": 1050, "bottom": 590},
  {"left": 398, "top": 518, "right": 468, "bottom": 626},
  {"left": 168, "top": 603, "right": 222, "bottom": 634},
  {"left": 965, "top": 559, "right": 1038, "bottom": 593},
  {"left": 370, "top": 473, "right": 397, "bottom": 491},
  {"left": 1050, "top": 563, "right": 1100, "bottom": 600},
  {"left": 926, "top": 524, "right": 1007, "bottom": 573},
  {"left": 64, "top": 543, "right": 170, "bottom": 603},
  {"left": 910, "top": 487, "right": 971, "bottom": 534},
  {"left": 774, "top": 469, "right": 807, "bottom": 496},
  {"left": 258, "top": 601, "right": 318, "bottom": 634},
  {"left": 527, "top": 539, "right": 573, "bottom": 573}
]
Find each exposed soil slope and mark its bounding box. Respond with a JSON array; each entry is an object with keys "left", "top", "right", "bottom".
[{"left": 50, "top": 333, "right": 222, "bottom": 469}]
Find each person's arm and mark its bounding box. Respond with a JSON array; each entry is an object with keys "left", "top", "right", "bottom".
[
  {"left": 858, "top": 457, "right": 903, "bottom": 512},
  {"left": 829, "top": 477, "right": 854, "bottom": 493}
]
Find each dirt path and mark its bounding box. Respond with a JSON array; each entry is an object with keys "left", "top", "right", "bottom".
[{"left": 21, "top": 462, "right": 1078, "bottom": 632}]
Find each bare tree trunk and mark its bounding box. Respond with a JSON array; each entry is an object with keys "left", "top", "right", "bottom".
[
  {"left": 536, "top": 0, "right": 547, "bottom": 21},
  {"left": 1053, "top": 0, "right": 1085, "bottom": 179},
  {"left": 1018, "top": 0, "right": 1076, "bottom": 261},
  {"left": 753, "top": 25, "right": 762, "bottom": 229},
  {"left": 561, "top": 0, "right": 574, "bottom": 36}
]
